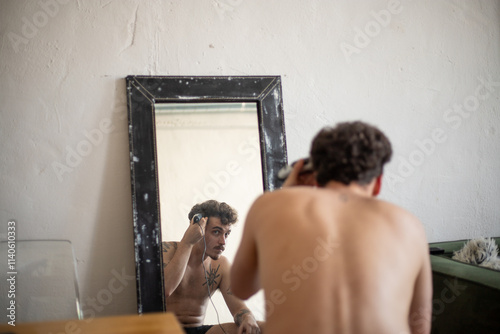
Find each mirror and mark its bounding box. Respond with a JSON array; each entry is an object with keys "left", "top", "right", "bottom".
[{"left": 126, "top": 76, "right": 287, "bottom": 313}]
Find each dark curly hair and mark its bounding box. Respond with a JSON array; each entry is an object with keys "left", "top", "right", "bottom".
[
  {"left": 310, "top": 121, "right": 392, "bottom": 186},
  {"left": 188, "top": 200, "right": 238, "bottom": 225}
]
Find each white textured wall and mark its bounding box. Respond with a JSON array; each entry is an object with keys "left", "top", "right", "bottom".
[{"left": 1, "top": 0, "right": 499, "bottom": 319}]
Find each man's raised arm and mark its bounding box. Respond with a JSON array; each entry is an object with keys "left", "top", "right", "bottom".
[
  {"left": 163, "top": 217, "right": 207, "bottom": 297},
  {"left": 231, "top": 201, "right": 261, "bottom": 300}
]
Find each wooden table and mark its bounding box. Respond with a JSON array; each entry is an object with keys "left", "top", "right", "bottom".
[{"left": 0, "top": 312, "right": 185, "bottom": 334}]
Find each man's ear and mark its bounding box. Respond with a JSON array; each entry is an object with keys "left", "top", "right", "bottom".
[{"left": 373, "top": 175, "right": 383, "bottom": 196}]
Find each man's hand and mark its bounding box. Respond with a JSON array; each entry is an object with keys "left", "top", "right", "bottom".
[
  {"left": 181, "top": 216, "right": 207, "bottom": 245},
  {"left": 282, "top": 159, "right": 305, "bottom": 187},
  {"left": 282, "top": 159, "right": 317, "bottom": 187},
  {"left": 235, "top": 309, "right": 260, "bottom": 334}
]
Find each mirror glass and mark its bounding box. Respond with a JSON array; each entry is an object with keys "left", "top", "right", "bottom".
[
  {"left": 155, "top": 102, "right": 265, "bottom": 322},
  {"left": 126, "top": 76, "right": 287, "bottom": 314}
]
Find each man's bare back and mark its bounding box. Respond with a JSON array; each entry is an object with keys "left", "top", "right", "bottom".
[{"left": 232, "top": 186, "right": 432, "bottom": 334}]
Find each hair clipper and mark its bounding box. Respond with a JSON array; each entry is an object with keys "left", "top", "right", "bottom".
[{"left": 277, "top": 158, "right": 314, "bottom": 180}]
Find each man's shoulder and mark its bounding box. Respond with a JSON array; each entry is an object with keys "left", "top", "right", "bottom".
[
  {"left": 363, "top": 196, "right": 411, "bottom": 217},
  {"left": 248, "top": 187, "right": 329, "bottom": 220},
  {"left": 370, "top": 199, "right": 427, "bottom": 242},
  {"left": 255, "top": 186, "right": 316, "bottom": 205},
  {"left": 378, "top": 199, "right": 420, "bottom": 224}
]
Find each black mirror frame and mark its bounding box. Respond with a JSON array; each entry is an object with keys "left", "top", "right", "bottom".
[{"left": 126, "top": 75, "right": 288, "bottom": 313}]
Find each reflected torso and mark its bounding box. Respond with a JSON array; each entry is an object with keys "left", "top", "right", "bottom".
[{"left": 163, "top": 241, "right": 223, "bottom": 327}]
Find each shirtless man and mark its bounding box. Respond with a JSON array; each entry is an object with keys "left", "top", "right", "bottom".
[
  {"left": 162, "top": 200, "right": 262, "bottom": 334},
  {"left": 231, "top": 121, "right": 432, "bottom": 334}
]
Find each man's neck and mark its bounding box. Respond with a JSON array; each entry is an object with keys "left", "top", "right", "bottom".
[{"left": 323, "top": 180, "right": 375, "bottom": 197}]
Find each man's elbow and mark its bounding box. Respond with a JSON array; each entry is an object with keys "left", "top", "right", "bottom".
[
  {"left": 230, "top": 270, "right": 250, "bottom": 299},
  {"left": 231, "top": 273, "right": 259, "bottom": 300},
  {"left": 231, "top": 283, "right": 252, "bottom": 300},
  {"left": 231, "top": 280, "right": 250, "bottom": 300},
  {"left": 229, "top": 274, "right": 244, "bottom": 298}
]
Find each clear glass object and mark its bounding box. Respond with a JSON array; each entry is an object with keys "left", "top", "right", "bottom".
[{"left": 0, "top": 239, "right": 82, "bottom": 323}]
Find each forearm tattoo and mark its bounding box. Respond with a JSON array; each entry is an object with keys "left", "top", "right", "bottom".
[{"left": 235, "top": 309, "right": 251, "bottom": 326}]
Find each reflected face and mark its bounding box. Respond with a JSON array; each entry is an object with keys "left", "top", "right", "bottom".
[{"left": 203, "top": 217, "right": 232, "bottom": 260}]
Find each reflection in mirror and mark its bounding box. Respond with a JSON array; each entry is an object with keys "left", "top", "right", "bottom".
[
  {"left": 155, "top": 102, "right": 262, "bottom": 241},
  {"left": 155, "top": 102, "right": 265, "bottom": 322},
  {"left": 126, "top": 75, "right": 287, "bottom": 314}
]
